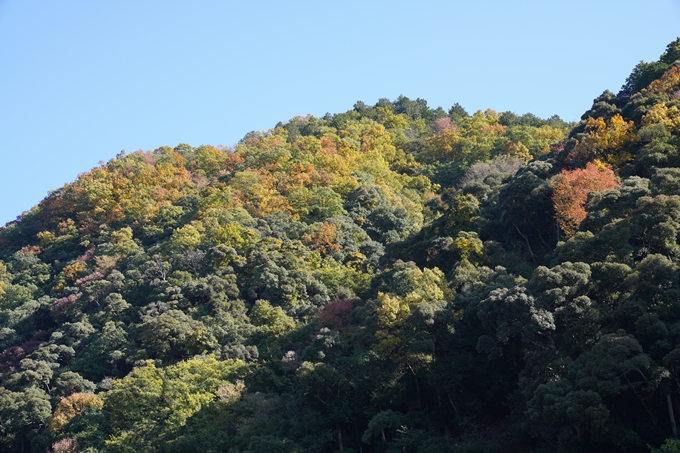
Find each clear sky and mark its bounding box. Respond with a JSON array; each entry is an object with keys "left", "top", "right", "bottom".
[{"left": 1, "top": 0, "right": 679, "bottom": 226}]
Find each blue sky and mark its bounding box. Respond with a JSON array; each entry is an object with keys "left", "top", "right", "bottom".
[{"left": 1, "top": 0, "right": 679, "bottom": 226}]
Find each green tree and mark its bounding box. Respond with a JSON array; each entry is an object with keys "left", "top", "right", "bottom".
[{"left": 104, "top": 357, "right": 246, "bottom": 452}]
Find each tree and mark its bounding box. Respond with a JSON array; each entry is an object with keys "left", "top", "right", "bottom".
[
  {"left": 136, "top": 309, "right": 201, "bottom": 360},
  {"left": 104, "top": 357, "right": 246, "bottom": 452},
  {"left": 570, "top": 114, "right": 635, "bottom": 165},
  {"left": 526, "top": 379, "right": 609, "bottom": 449},
  {"left": 0, "top": 387, "right": 52, "bottom": 451},
  {"left": 296, "top": 361, "right": 352, "bottom": 451},
  {"left": 49, "top": 392, "right": 103, "bottom": 433},
  {"left": 551, "top": 161, "right": 620, "bottom": 236},
  {"left": 476, "top": 286, "right": 555, "bottom": 359},
  {"left": 620, "top": 61, "right": 670, "bottom": 97}
]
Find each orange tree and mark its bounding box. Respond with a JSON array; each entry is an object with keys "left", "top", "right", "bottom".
[{"left": 550, "top": 161, "right": 620, "bottom": 236}]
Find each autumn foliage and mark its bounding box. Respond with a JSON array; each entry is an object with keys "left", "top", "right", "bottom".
[
  {"left": 317, "top": 299, "right": 354, "bottom": 335},
  {"left": 301, "top": 222, "right": 342, "bottom": 256},
  {"left": 51, "top": 438, "right": 79, "bottom": 453},
  {"left": 644, "top": 65, "right": 680, "bottom": 96},
  {"left": 49, "top": 393, "right": 104, "bottom": 433},
  {"left": 570, "top": 114, "right": 635, "bottom": 165},
  {"left": 551, "top": 161, "right": 620, "bottom": 236}
]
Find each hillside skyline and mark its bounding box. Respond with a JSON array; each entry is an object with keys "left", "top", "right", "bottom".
[{"left": 1, "top": 0, "right": 679, "bottom": 225}]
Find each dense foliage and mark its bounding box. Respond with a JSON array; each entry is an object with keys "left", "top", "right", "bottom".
[{"left": 1, "top": 39, "right": 680, "bottom": 453}]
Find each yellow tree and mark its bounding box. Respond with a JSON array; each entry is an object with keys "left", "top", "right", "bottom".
[
  {"left": 49, "top": 393, "right": 103, "bottom": 433},
  {"left": 641, "top": 103, "right": 680, "bottom": 134},
  {"left": 644, "top": 65, "right": 680, "bottom": 96},
  {"left": 572, "top": 114, "right": 635, "bottom": 165}
]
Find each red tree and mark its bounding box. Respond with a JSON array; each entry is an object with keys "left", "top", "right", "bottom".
[
  {"left": 317, "top": 299, "right": 355, "bottom": 335},
  {"left": 550, "top": 161, "right": 620, "bottom": 236}
]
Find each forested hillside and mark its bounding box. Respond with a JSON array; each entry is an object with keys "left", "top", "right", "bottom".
[{"left": 1, "top": 40, "right": 680, "bottom": 453}]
